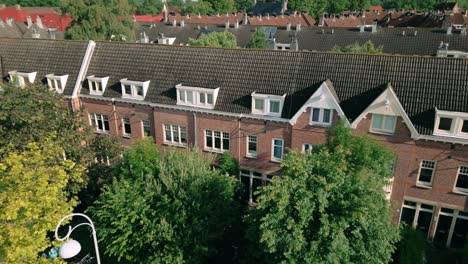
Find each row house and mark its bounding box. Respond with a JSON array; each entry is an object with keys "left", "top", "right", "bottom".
[{"left": 0, "top": 38, "right": 467, "bottom": 249}]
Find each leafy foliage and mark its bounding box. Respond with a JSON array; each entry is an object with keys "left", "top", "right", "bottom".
[
  {"left": 331, "top": 40, "right": 384, "bottom": 54},
  {"left": 245, "top": 121, "right": 399, "bottom": 263},
  {"left": 217, "top": 152, "right": 239, "bottom": 176},
  {"left": 137, "top": 0, "right": 163, "bottom": 15},
  {"left": 0, "top": 141, "right": 84, "bottom": 263},
  {"left": 246, "top": 29, "right": 268, "bottom": 49},
  {"left": 397, "top": 226, "right": 426, "bottom": 264},
  {"left": 88, "top": 140, "right": 240, "bottom": 263},
  {"left": 183, "top": 1, "right": 214, "bottom": 16},
  {"left": 188, "top": 31, "right": 237, "bottom": 48},
  {"left": 61, "top": 0, "right": 136, "bottom": 41},
  {"left": 1, "top": 0, "right": 60, "bottom": 6}
]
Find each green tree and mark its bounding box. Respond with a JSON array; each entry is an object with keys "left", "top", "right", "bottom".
[
  {"left": 217, "top": 152, "right": 239, "bottom": 176},
  {"left": 137, "top": 0, "right": 163, "bottom": 15},
  {"left": 88, "top": 140, "right": 240, "bottom": 263},
  {"left": 246, "top": 29, "right": 268, "bottom": 49},
  {"left": 0, "top": 140, "right": 84, "bottom": 263},
  {"left": 188, "top": 31, "right": 237, "bottom": 48},
  {"left": 235, "top": 0, "right": 254, "bottom": 12},
  {"left": 183, "top": 1, "right": 214, "bottom": 15},
  {"left": 331, "top": 40, "right": 384, "bottom": 54},
  {"left": 205, "top": 0, "right": 236, "bottom": 14},
  {"left": 1, "top": 0, "right": 60, "bottom": 6},
  {"left": 245, "top": 122, "right": 399, "bottom": 263},
  {"left": 397, "top": 226, "right": 426, "bottom": 264},
  {"left": 61, "top": 0, "right": 136, "bottom": 41}
]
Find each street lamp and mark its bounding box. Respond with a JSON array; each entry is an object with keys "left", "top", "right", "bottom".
[{"left": 55, "top": 213, "right": 101, "bottom": 264}]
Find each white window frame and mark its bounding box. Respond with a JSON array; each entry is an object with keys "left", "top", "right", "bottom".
[
  {"left": 399, "top": 200, "right": 435, "bottom": 239},
  {"left": 163, "top": 124, "right": 187, "bottom": 146},
  {"left": 370, "top": 113, "right": 397, "bottom": 134},
  {"left": 46, "top": 74, "right": 68, "bottom": 93},
  {"left": 437, "top": 207, "right": 468, "bottom": 248},
  {"left": 454, "top": 165, "right": 468, "bottom": 195},
  {"left": 8, "top": 71, "right": 37, "bottom": 87},
  {"left": 247, "top": 135, "right": 258, "bottom": 158},
  {"left": 310, "top": 108, "right": 333, "bottom": 126},
  {"left": 89, "top": 113, "right": 110, "bottom": 134},
  {"left": 87, "top": 76, "right": 109, "bottom": 96},
  {"left": 302, "top": 143, "right": 313, "bottom": 153},
  {"left": 176, "top": 84, "right": 219, "bottom": 109},
  {"left": 433, "top": 110, "right": 468, "bottom": 138},
  {"left": 204, "top": 129, "right": 230, "bottom": 152},
  {"left": 142, "top": 120, "right": 152, "bottom": 137},
  {"left": 239, "top": 170, "right": 272, "bottom": 204},
  {"left": 416, "top": 160, "right": 436, "bottom": 188},
  {"left": 271, "top": 138, "right": 284, "bottom": 162},
  {"left": 120, "top": 79, "right": 150, "bottom": 100},
  {"left": 122, "top": 118, "right": 132, "bottom": 138},
  {"left": 251, "top": 92, "right": 286, "bottom": 117}
]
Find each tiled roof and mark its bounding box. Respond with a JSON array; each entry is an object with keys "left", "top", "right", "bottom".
[
  {"left": 168, "top": 13, "right": 244, "bottom": 26},
  {"left": 0, "top": 38, "right": 89, "bottom": 95},
  {"left": 248, "top": 13, "right": 315, "bottom": 27},
  {"left": 82, "top": 42, "right": 468, "bottom": 135}
]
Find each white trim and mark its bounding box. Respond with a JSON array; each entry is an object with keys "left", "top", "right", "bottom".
[
  {"left": 122, "top": 118, "right": 132, "bottom": 138},
  {"left": 204, "top": 129, "right": 230, "bottom": 153},
  {"left": 350, "top": 84, "right": 419, "bottom": 138},
  {"left": 163, "top": 124, "right": 187, "bottom": 146},
  {"left": 87, "top": 76, "right": 109, "bottom": 96},
  {"left": 271, "top": 138, "right": 284, "bottom": 162},
  {"left": 289, "top": 81, "right": 349, "bottom": 126},
  {"left": 246, "top": 135, "right": 258, "bottom": 158},
  {"left": 73, "top": 40, "right": 96, "bottom": 97},
  {"left": 46, "top": 74, "right": 68, "bottom": 94},
  {"left": 120, "top": 79, "right": 150, "bottom": 100},
  {"left": 416, "top": 160, "right": 436, "bottom": 187},
  {"left": 453, "top": 165, "right": 468, "bottom": 195},
  {"left": 176, "top": 84, "right": 220, "bottom": 109},
  {"left": 8, "top": 71, "right": 37, "bottom": 87},
  {"left": 370, "top": 113, "right": 397, "bottom": 134},
  {"left": 251, "top": 92, "right": 286, "bottom": 117},
  {"left": 310, "top": 107, "right": 333, "bottom": 126},
  {"left": 433, "top": 108, "right": 468, "bottom": 139}
]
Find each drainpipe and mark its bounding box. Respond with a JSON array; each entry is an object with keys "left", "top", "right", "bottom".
[{"left": 193, "top": 112, "right": 197, "bottom": 147}]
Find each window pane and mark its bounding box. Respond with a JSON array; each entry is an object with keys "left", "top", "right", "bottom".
[
  {"left": 384, "top": 115, "right": 396, "bottom": 131},
  {"left": 255, "top": 99, "right": 264, "bottom": 110},
  {"left": 248, "top": 136, "right": 257, "bottom": 155},
  {"left": 90, "top": 82, "right": 95, "bottom": 91},
  {"left": 90, "top": 114, "right": 96, "bottom": 128},
  {"left": 273, "top": 139, "right": 283, "bottom": 159},
  {"left": 252, "top": 178, "right": 263, "bottom": 203},
  {"left": 207, "top": 94, "right": 213, "bottom": 104},
  {"left": 438, "top": 117, "right": 452, "bottom": 131},
  {"left": 456, "top": 167, "right": 468, "bottom": 190},
  {"left": 96, "top": 82, "right": 102, "bottom": 92},
  {"left": 172, "top": 126, "right": 179, "bottom": 143},
  {"left": 270, "top": 100, "right": 280, "bottom": 113},
  {"left": 419, "top": 168, "right": 433, "bottom": 183},
  {"left": 136, "top": 85, "right": 143, "bottom": 96},
  {"left": 124, "top": 84, "right": 131, "bottom": 95},
  {"left": 206, "top": 130, "right": 213, "bottom": 148},
  {"left": 200, "top": 93, "right": 206, "bottom": 103},
  {"left": 179, "top": 90, "right": 185, "bottom": 101},
  {"left": 187, "top": 91, "right": 193, "bottom": 102},
  {"left": 143, "top": 120, "right": 151, "bottom": 137},
  {"left": 312, "top": 108, "right": 320, "bottom": 122},
  {"left": 372, "top": 114, "right": 382, "bottom": 129},
  {"left": 97, "top": 116, "right": 103, "bottom": 130},
  {"left": 165, "top": 125, "right": 171, "bottom": 141},
  {"left": 123, "top": 118, "right": 131, "bottom": 135},
  {"left": 400, "top": 207, "right": 416, "bottom": 225},
  {"left": 323, "top": 109, "right": 331, "bottom": 123},
  {"left": 103, "top": 116, "right": 109, "bottom": 131},
  {"left": 462, "top": 120, "right": 468, "bottom": 133},
  {"left": 223, "top": 138, "right": 230, "bottom": 150},
  {"left": 215, "top": 137, "right": 221, "bottom": 149},
  {"left": 180, "top": 127, "right": 187, "bottom": 144}
]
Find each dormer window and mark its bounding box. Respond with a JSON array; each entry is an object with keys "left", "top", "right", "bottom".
[
  {"left": 311, "top": 108, "right": 332, "bottom": 126},
  {"left": 176, "top": 84, "right": 219, "bottom": 109},
  {"left": 120, "top": 79, "right": 150, "bottom": 100},
  {"left": 371, "top": 114, "right": 396, "bottom": 134},
  {"left": 434, "top": 110, "right": 468, "bottom": 138},
  {"left": 8, "top": 71, "right": 37, "bottom": 87},
  {"left": 87, "top": 76, "right": 109, "bottom": 96},
  {"left": 251, "top": 92, "right": 286, "bottom": 117},
  {"left": 46, "top": 74, "right": 68, "bottom": 94}
]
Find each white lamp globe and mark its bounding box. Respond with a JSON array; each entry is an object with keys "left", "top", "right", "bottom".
[{"left": 59, "top": 239, "right": 82, "bottom": 259}]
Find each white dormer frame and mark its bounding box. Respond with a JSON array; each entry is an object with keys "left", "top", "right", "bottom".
[
  {"left": 251, "top": 92, "right": 286, "bottom": 117},
  {"left": 87, "top": 75, "right": 109, "bottom": 96},
  {"left": 433, "top": 109, "right": 468, "bottom": 139},
  {"left": 351, "top": 84, "right": 419, "bottom": 138},
  {"left": 46, "top": 74, "right": 68, "bottom": 94},
  {"left": 176, "top": 84, "right": 220, "bottom": 110},
  {"left": 8, "top": 71, "right": 37, "bottom": 87},
  {"left": 289, "top": 81, "right": 349, "bottom": 126},
  {"left": 120, "top": 79, "right": 150, "bottom": 100}
]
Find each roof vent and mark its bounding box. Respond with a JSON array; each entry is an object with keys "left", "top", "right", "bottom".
[
  {"left": 286, "top": 21, "right": 291, "bottom": 31},
  {"left": 26, "top": 16, "right": 32, "bottom": 28},
  {"left": 446, "top": 26, "right": 452, "bottom": 35}
]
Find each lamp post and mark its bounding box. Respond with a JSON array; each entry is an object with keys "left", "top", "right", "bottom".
[{"left": 55, "top": 213, "right": 101, "bottom": 264}]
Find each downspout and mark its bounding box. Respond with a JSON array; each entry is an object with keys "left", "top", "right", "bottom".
[
  {"left": 238, "top": 115, "right": 242, "bottom": 164},
  {"left": 193, "top": 112, "right": 197, "bottom": 147}
]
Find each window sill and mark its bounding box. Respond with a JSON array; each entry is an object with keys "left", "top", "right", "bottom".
[
  {"left": 452, "top": 189, "right": 468, "bottom": 196},
  {"left": 309, "top": 123, "right": 332, "bottom": 127},
  {"left": 246, "top": 154, "right": 257, "bottom": 159},
  {"left": 369, "top": 130, "right": 395, "bottom": 136},
  {"left": 123, "top": 135, "right": 131, "bottom": 139},
  {"left": 94, "top": 131, "right": 110, "bottom": 135},
  {"left": 163, "top": 142, "right": 187, "bottom": 148},
  {"left": 270, "top": 159, "right": 282, "bottom": 163},
  {"left": 415, "top": 183, "right": 432, "bottom": 189},
  {"left": 204, "top": 148, "right": 228, "bottom": 154}
]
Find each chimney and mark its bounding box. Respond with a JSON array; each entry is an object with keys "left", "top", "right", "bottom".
[
  {"left": 266, "top": 13, "right": 270, "bottom": 20},
  {"left": 180, "top": 20, "right": 185, "bottom": 27},
  {"left": 6, "top": 18, "right": 13, "bottom": 27},
  {"left": 413, "top": 30, "right": 418, "bottom": 36},
  {"left": 362, "top": 9, "right": 366, "bottom": 18},
  {"left": 225, "top": 19, "right": 230, "bottom": 29},
  {"left": 286, "top": 21, "right": 291, "bottom": 31},
  {"left": 140, "top": 32, "right": 149, "bottom": 43},
  {"left": 48, "top": 29, "right": 56, "bottom": 39},
  {"left": 281, "top": 0, "right": 288, "bottom": 15},
  {"left": 234, "top": 19, "right": 239, "bottom": 29},
  {"left": 27, "top": 16, "right": 32, "bottom": 28},
  {"left": 319, "top": 15, "right": 324, "bottom": 26},
  {"left": 243, "top": 12, "right": 248, "bottom": 24},
  {"left": 198, "top": 13, "right": 201, "bottom": 18},
  {"left": 32, "top": 28, "right": 40, "bottom": 39},
  {"left": 296, "top": 22, "right": 301, "bottom": 32},
  {"left": 36, "top": 16, "right": 43, "bottom": 29},
  {"left": 402, "top": 30, "right": 406, "bottom": 36},
  {"left": 0, "top": 4, "right": 5, "bottom": 9},
  {"left": 15, "top": 4, "right": 21, "bottom": 10},
  {"left": 371, "top": 22, "right": 377, "bottom": 33},
  {"left": 172, "top": 18, "right": 177, "bottom": 27},
  {"left": 258, "top": 14, "right": 262, "bottom": 21},
  {"left": 446, "top": 25, "right": 452, "bottom": 35},
  {"left": 163, "top": 4, "right": 168, "bottom": 23},
  {"left": 290, "top": 33, "right": 298, "bottom": 52},
  {"left": 0, "top": 19, "right": 4, "bottom": 28},
  {"left": 360, "top": 21, "right": 365, "bottom": 32}
]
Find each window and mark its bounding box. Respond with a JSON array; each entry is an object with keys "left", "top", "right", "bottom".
[
  {"left": 461, "top": 120, "right": 468, "bottom": 134},
  {"left": 46, "top": 74, "right": 68, "bottom": 93},
  {"left": 142, "top": 120, "right": 152, "bottom": 137},
  {"left": 247, "top": 135, "right": 257, "bottom": 158},
  {"left": 400, "top": 200, "right": 434, "bottom": 237},
  {"left": 89, "top": 113, "right": 110, "bottom": 133},
  {"left": 434, "top": 111, "right": 468, "bottom": 138},
  {"left": 269, "top": 100, "right": 281, "bottom": 114},
  {"left": 205, "top": 130, "right": 229, "bottom": 152},
  {"left": 199, "top": 92, "right": 214, "bottom": 106},
  {"left": 417, "top": 160, "right": 436, "bottom": 187},
  {"left": 438, "top": 117, "right": 453, "bottom": 131},
  {"left": 87, "top": 76, "right": 109, "bottom": 96},
  {"left": 303, "top": 143, "right": 313, "bottom": 153},
  {"left": 434, "top": 208, "right": 468, "bottom": 248},
  {"left": 176, "top": 84, "right": 219, "bottom": 109},
  {"left": 8, "top": 71, "right": 37, "bottom": 87},
  {"left": 240, "top": 170, "right": 272, "bottom": 203},
  {"left": 454, "top": 166, "right": 468, "bottom": 194},
  {"left": 311, "top": 108, "right": 332, "bottom": 126},
  {"left": 120, "top": 79, "right": 150, "bottom": 100},
  {"left": 371, "top": 114, "right": 396, "bottom": 133},
  {"left": 254, "top": 99, "right": 264, "bottom": 111},
  {"left": 122, "top": 118, "right": 132, "bottom": 137},
  {"left": 272, "top": 138, "right": 284, "bottom": 162},
  {"left": 164, "top": 124, "right": 187, "bottom": 146},
  {"left": 251, "top": 92, "right": 286, "bottom": 116}
]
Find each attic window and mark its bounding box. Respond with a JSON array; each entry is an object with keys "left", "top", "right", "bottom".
[
  {"left": 8, "top": 71, "right": 37, "bottom": 87},
  {"left": 434, "top": 110, "right": 468, "bottom": 138},
  {"left": 251, "top": 92, "right": 286, "bottom": 117},
  {"left": 120, "top": 79, "right": 150, "bottom": 100},
  {"left": 46, "top": 74, "right": 68, "bottom": 94},
  {"left": 87, "top": 76, "right": 109, "bottom": 96},
  {"left": 176, "top": 84, "right": 220, "bottom": 109}
]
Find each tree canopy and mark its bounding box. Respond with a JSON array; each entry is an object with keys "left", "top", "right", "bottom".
[
  {"left": 246, "top": 29, "right": 268, "bottom": 49},
  {"left": 88, "top": 140, "right": 240, "bottom": 263},
  {"left": 0, "top": 140, "right": 84, "bottom": 263},
  {"left": 61, "top": 0, "right": 136, "bottom": 41},
  {"left": 188, "top": 31, "right": 237, "bottom": 48},
  {"left": 245, "top": 122, "right": 399, "bottom": 263},
  {"left": 331, "top": 40, "right": 384, "bottom": 54}
]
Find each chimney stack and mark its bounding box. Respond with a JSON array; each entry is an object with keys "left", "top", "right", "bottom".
[
  {"left": 225, "top": 19, "right": 230, "bottom": 29},
  {"left": 243, "top": 12, "right": 248, "bottom": 24},
  {"left": 359, "top": 21, "right": 365, "bottom": 32},
  {"left": 163, "top": 4, "right": 168, "bottom": 23},
  {"left": 281, "top": 0, "right": 288, "bottom": 15},
  {"left": 26, "top": 16, "right": 32, "bottom": 28},
  {"left": 286, "top": 21, "right": 291, "bottom": 31},
  {"left": 172, "top": 18, "right": 177, "bottom": 27},
  {"left": 296, "top": 22, "right": 301, "bottom": 31},
  {"left": 15, "top": 4, "right": 21, "bottom": 10},
  {"left": 446, "top": 25, "right": 452, "bottom": 35},
  {"left": 6, "top": 18, "right": 13, "bottom": 27},
  {"left": 32, "top": 28, "right": 40, "bottom": 39},
  {"left": 140, "top": 32, "right": 149, "bottom": 43},
  {"left": 234, "top": 19, "right": 239, "bottom": 29},
  {"left": 371, "top": 22, "right": 377, "bottom": 33},
  {"left": 0, "top": 19, "right": 4, "bottom": 28},
  {"left": 180, "top": 20, "right": 185, "bottom": 27},
  {"left": 36, "top": 16, "right": 43, "bottom": 29}
]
